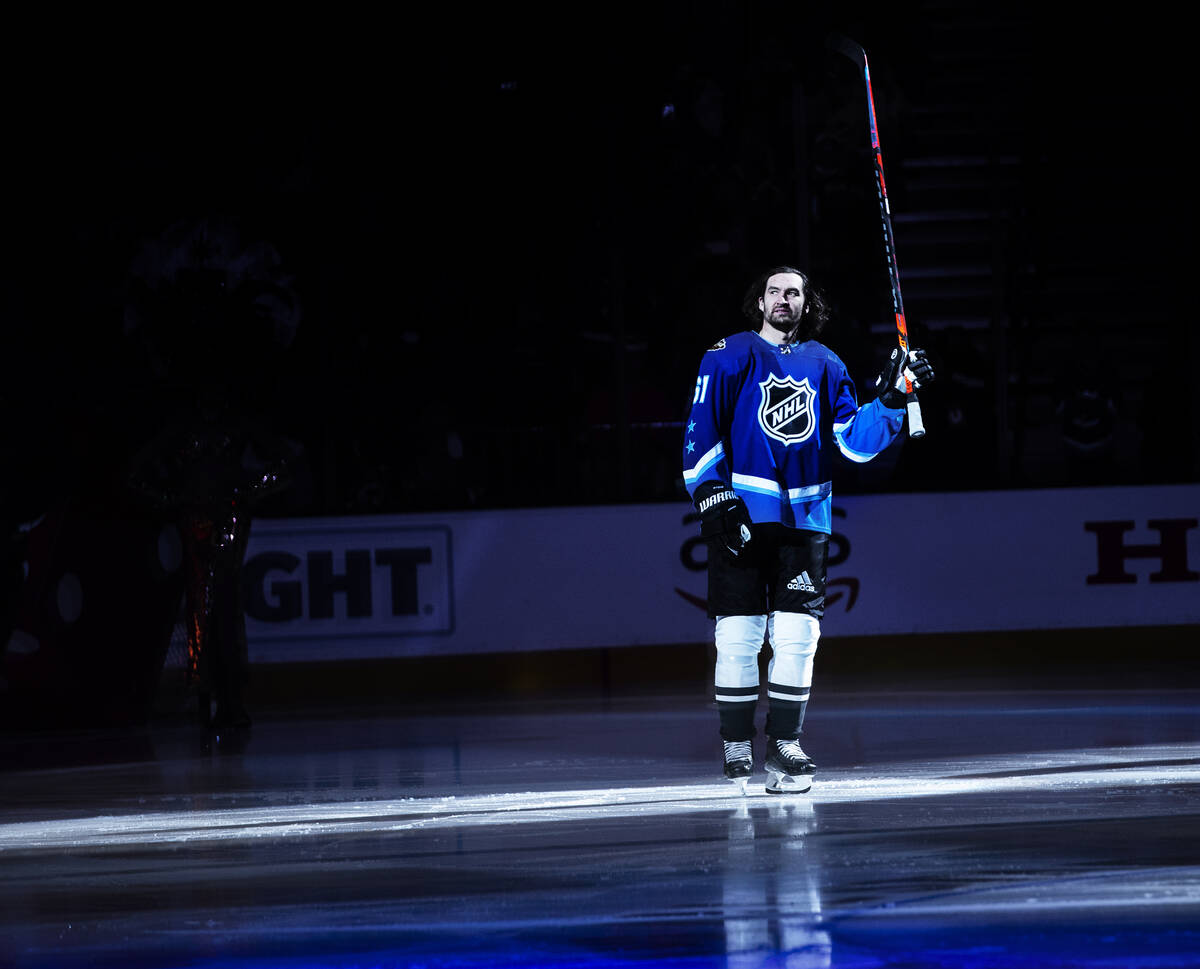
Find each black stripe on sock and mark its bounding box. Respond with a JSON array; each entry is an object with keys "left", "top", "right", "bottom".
[
  {"left": 715, "top": 685, "right": 760, "bottom": 697},
  {"left": 766, "top": 682, "right": 810, "bottom": 697}
]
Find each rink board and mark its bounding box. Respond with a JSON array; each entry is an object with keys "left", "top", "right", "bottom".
[{"left": 241, "top": 484, "right": 1200, "bottom": 661}]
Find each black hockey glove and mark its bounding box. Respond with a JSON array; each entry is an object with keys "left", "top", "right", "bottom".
[
  {"left": 694, "top": 480, "right": 753, "bottom": 557},
  {"left": 876, "top": 347, "right": 935, "bottom": 408}
]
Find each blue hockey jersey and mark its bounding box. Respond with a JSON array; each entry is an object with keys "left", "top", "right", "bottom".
[{"left": 683, "top": 330, "right": 904, "bottom": 533}]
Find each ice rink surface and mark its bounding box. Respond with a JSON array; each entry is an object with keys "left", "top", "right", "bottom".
[{"left": 2, "top": 685, "right": 1199, "bottom": 968}]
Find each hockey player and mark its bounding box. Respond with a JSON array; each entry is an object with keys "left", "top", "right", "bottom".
[{"left": 683, "top": 266, "right": 934, "bottom": 793}]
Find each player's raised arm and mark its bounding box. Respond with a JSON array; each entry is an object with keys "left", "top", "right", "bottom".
[{"left": 832, "top": 348, "right": 937, "bottom": 463}]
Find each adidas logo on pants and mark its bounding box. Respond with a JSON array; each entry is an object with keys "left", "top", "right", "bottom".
[{"left": 787, "top": 571, "right": 816, "bottom": 593}]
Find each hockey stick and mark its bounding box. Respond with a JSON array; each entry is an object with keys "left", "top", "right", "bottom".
[{"left": 827, "top": 34, "right": 925, "bottom": 437}]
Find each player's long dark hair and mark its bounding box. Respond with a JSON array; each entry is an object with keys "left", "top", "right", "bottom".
[{"left": 741, "top": 265, "right": 831, "bottom": 343}]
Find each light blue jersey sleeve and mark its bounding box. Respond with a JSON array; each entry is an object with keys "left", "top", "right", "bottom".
[{"left": 829, "top": 366, "right": 905, "bottom": 463}]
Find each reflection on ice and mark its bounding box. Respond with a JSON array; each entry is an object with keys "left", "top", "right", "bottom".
[{"left": 723, "top": 799, "right": 831, "bottom": 968}]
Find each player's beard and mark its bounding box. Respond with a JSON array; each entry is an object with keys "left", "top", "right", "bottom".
[{"left": 765, "top": 306, "right": 799, "bottom": 339}]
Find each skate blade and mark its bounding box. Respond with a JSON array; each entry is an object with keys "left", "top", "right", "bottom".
[
  {"left": 725, "top": 775, "right": 750, "bottom": 796},
  {"left": 765, "top": 769, "right": 812, "bottom": 794}
]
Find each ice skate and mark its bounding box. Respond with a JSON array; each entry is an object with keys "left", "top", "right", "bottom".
[
  {"left": 722, "top": 739, "right": 753, "bottom": 795},
  {"left": 765, "top": 737, "right": 815, "bottom": 794}
]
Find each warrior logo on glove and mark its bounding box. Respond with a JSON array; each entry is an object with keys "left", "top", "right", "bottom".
[
  {"left": 694, "top": 480, "right": 754, "bottom": 557},
  {"left": 757, "top": 374, "right": 817, "bottom": 445}
]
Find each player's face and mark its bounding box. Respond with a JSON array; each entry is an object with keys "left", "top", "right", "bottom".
[{"left": 758, "top": 273, "right": 806, "bottom": 330}]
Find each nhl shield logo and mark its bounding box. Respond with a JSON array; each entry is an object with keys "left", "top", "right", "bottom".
[{"left": 757, "top": 374, "right": 817, "bottom": 444}]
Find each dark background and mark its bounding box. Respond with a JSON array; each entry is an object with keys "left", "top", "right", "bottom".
[{"left": 2, "top": 3, "right": 1192, "bottom": 527}]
